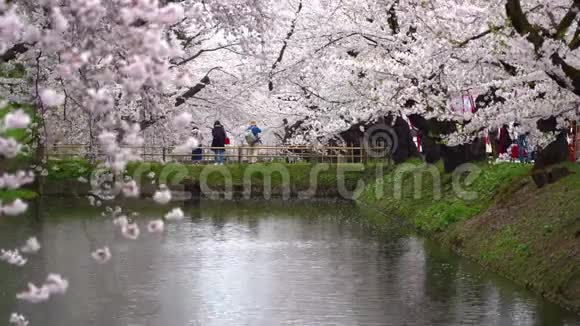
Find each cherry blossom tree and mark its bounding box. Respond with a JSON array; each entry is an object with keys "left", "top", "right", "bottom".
[
  {"left": 0, "top": 0, "right": 277, "bottom": 323},
  {"left": 265, "top": 0, "right": 579, "bottom": 168}
]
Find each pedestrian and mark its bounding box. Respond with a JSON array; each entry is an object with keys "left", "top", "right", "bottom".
[
  {"left": 498, "top": 124, "right": 512, "bottom": 155},
  {"left": 510, "top": 142, "right": 519, "bottom": 162},
  {"left": 488, "top": 128, "right": 499, "bottom": 158},
  {"left": 191, "top": 126, "right": 204, "bottom": 163},
  {"left": 211, "top": 120, "right": 227, "bottom": 165},
  {"left": 245, "top": 121, "right": 262, "bottom": 163},
  {"left": 514, "top": 123, "right": 529, "bottom": 163}
]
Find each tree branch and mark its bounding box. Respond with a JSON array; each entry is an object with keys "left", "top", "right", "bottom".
[
  {"left": 291, "top": 81, "right": 352, "bottom": 105},
  {"left": 555, "top": 3, "right": 580, "bottom": 39},
  {"left": 174, "top": 67, "right": 223, "bottom": 107},
  {"left": 386, "top": 0, "right": 400, "bottom": 34},
  {"left": 269, "top": 0, "right": 303, "bottom": 91},
  {"left": 569, "top": 25, "right": 580, "bottom": 50},
  {"left": 506, "top": 0, "right": 580, "bottom": 96},
  {"left": 454, "top": 26, "right": 504, "bottom": 48},
  {"left": 172, "top": 43, "right": 240, "bottom": 67},
  {"left": 505, "top": 0, "right": 544, "bottom": 48}
]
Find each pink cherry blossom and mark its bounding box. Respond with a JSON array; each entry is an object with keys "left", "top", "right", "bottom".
[
  {"left": 39, "top": 89, "right": 65, "bottom": 107},
  {"left": 122, "top": 180, "right": 140, "bottom": 198},
  {"left": 0, "top": 249, "right": 27, "bottom": 266},
  {"left": 172, "top": 112, "right": 193, "bottom": 129},
  {"left": 156, "top": 3, "right": 185, "bottom": 25},
  {"left": 45, "top": 274, "right": 69, "bottom": 295},
  {"left": 164, "top": 207, "right": 184, "bottom": 221},
  {"left": 51, "top": 7, "right": 69, "bottom": 32},
  {"left": 147, "top": 219, "right": 165, "bottom": 233},
  {"left": 113, "top": 215, "right": 129, "bottom": 227},
  {"left": 9, "top": 313, "right": 28, "bottom": 326},
  {"left": 0, "top": 137, "right": 22, "bottom": 158},
  {"left": 2, "top": 199, "right": 28, "bottom": 216},
  {"left": 4, "top": 110, "right": 31, "bottom": 130},
  {"left": 0, "top": 171, "right": 34, "bottom": 190},
  {"left": 20, "top": 237, "right": 41, "bottom": 254},
  {"left": 16, "top": 283, "right": 50, "bottom": 303},
  {"left": 173, "top": 137, "right": 199, "bottom": 155},
  {"left": 153, "top": 185, "right": 171, "bottom": 204},
  {"left": 121, "top": 223, "right": 140, "bottom": 240},
  {"left": 91, "top": 247, "right": 112, "bottom": 264}
]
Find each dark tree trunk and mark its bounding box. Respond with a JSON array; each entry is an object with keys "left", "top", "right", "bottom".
[
  {"left": 530, "top": 117, "right": 572, "bottom": 187},
  {"left": 281, "top": 114, "right": 421, "bottom": 164},
  {"left": 421, "top": 134, "right": 441, "bottom": 164},
  {"left": 390, "top": 116, "right": 420, "bottom": 164},
  {"left": 534, "top": 133, "right": 569, "bottom": 169},
  {"left": 408, "top": 114, "right": 487, "bottom": 171},
  {"left": 440, "top": 138, "right": 487, "bottom": 173},
  {"left": 531, "top": 133, "right": 571, "bottom": 187}
]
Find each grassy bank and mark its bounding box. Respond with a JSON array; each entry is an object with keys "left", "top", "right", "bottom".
[
  {"left": 40, "top": 160, "right": 376, "bottom": 198},
  {"left": 126, "top": 161, "right": 374, "bottom": 198},
  {"left": 357, "top": 160, "right": 580, "bottom": 311}
]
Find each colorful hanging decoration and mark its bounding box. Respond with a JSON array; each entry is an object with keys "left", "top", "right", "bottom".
[
  {"left": 450, "top": 89, "right": 476, "bottom": 114},
  {"left": 461, "top": 90, "right": 476, "bottom": 113}
]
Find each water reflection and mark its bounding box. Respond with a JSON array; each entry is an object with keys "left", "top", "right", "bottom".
[{"left": 0, "top": 199, "right": 577, "bottom": 326}]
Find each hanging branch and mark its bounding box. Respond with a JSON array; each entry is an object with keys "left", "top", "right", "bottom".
[
  {"left": 454, "top": 26, "right": 504, "bottom": 48},
  {"left": 454, "top": 4, "right": 545, "bottom": 49},
  {"left": 291, "top": 81, "right": 353, "bottom": 105},
  {"left": 171, "top": 43, "right": 240, "bottom": 67},
  {"left": 268, "top": 0, "right": 303, "bottom": 91},
  {"left": 554, "top": 2, "right": 580, "bottom": 39},
  {"left": 174, "top": 67, "right": 223, "bottom": 107},
  {"left": 506, "top": 0, "right": 580, "bottom": 96},
  {"left": 568, "top": 26, "right": 580, "bottom": 50},
  {"left": 386, "top": 0, "right": 400, "bottom": 35}
]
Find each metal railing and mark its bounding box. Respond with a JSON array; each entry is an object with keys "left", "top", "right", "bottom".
[{"left": 44, "top": 144, "right": 388, "bottom": 164}]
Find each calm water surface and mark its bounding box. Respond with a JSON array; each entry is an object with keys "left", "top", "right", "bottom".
[{"left": 0, "top": 199, "right": 578, "bottom": 326}]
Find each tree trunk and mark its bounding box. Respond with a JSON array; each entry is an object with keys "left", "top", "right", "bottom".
[
  {"left": 391, "top": 116, "right": 420, "bottom": 164},
  {"left": 531, "top": 133, "right": 570, "bottom": 187},
  {"left": 440, "top": 138, "right": 487, "bottom": 173},
  {"left": 420, "top": 134, "right": 441, "bottom": 164}
]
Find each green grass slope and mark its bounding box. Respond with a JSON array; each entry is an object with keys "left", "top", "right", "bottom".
[{"left": 358, "top": 161, "right": 580, "bottom": 311}]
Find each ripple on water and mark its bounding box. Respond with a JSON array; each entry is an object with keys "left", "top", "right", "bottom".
[{"left": 0, "top": 200, "right": 578, "bottom": 326}]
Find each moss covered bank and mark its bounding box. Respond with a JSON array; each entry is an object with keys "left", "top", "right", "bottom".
[
  {"left": 38, "top": 160, "right": 374, "bottom": 198},
  {"left": 357, "top": 161, "right": 580, "bottom": 312}
]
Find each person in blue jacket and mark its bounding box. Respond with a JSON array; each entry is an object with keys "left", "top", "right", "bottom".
[{"left": 245, "top": 121, "right": 262, "bottom": 163}]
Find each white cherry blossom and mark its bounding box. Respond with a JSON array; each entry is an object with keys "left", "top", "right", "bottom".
[{"left": 91, "top": 247, "right": 112, "bottom": 264}]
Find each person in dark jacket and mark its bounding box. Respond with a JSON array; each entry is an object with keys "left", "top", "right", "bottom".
[
  {"left": 211, "top": 120, "right": 227, "bottom": 165},
  {"left": 498, "top": 124, "right": 512, "bottom": 155},
  {"left": 488, "top": 128, "right": 499, "bottom": 158}
]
